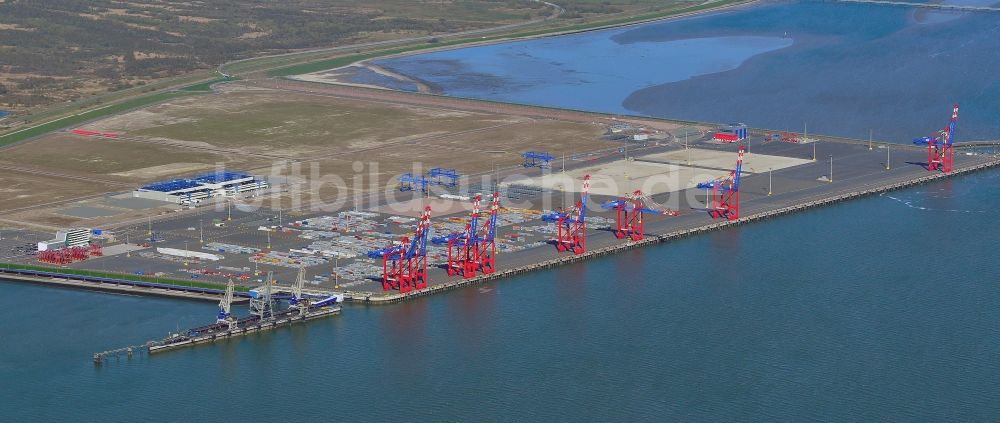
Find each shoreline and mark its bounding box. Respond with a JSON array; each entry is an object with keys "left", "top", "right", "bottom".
[
  {"left": 364, "top": 62, "right": 436, "bottom": 94},
  {"left": 286, "top": 0, "right": 760, "bottom": 84},
  {"left": 0, "top": 0, "right": 755, "bottom": 151}
]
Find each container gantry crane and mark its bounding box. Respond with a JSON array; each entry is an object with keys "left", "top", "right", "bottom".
[
  {"left": 436, "top": 192, "right": 502, "bottom": 277},
  {"left": 398, "top": 172, "right": 430, "bottom": 193},
  {"left": 368, "top": 244, "right": 404, "bottom": 291},
  {"left": 288, "top": 265, "right": 311, "bottom": 315},
  {"left": 460, "top": 194, "right": 483, "bottom": 278},
  {"left": 429, "top": 168, "right": 460, "bottom": 188},
  {"left": 543, "top": 174, "right": 590, "bottom": 254},
  {"left": 475, "top": 192, "right": 501, "bottom": 275},
  {"left": 432, "top": 231, "right": 463, "bottom": 272},
  {"left": 523, "top": 151, "right": 555, "bottom": 168},
  {"left": 697, "top": 145, "right": 745, "bottom": 221},
  {"left": 440, "top": 194, "right": 482, "bottom": 278},
  {"left": 368, "top": 206, "right": 433, "bottom": 293},
  {"left": 217, "top": 279, "right": 237, "bottom": 330},
  {"left": 602, "top": 190, "right": 679, "bottom": 241},
  {"left": 399, "top": 206, "right": 432, "bottom": 292},
  {"left": 913, "top": 103, "right": 959, "bottom": 173}
]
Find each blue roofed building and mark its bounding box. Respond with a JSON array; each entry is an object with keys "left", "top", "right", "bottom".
[{"left": 132, "top": 171, "right": 268, "bottom": 204}]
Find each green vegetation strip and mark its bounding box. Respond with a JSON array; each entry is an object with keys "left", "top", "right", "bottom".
[
  {"left": 0, "top": 262, "right": 249, "bottom": 292},
  {"left": 177, "top": 76, "right": 241, "bottom": 92},
  {"left": 0, "top": 76, "right": 238, "bottom": 148},
  {"left": 0, "top": 90, "right": 193, "bottom": 147},
  {"left": 268, "top": 0, "right": 749, "bottom": 77},
  {"left": 0, "top": 1, "right": 745, "bottom": 148}
]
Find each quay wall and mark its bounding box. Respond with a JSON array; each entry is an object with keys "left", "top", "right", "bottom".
[
  {"left": 347, "top": 157, "right": 1000, "bottom": 304},
  {"left": 4, "top": 158, "right": 998, "bottom": 304},
  {"left": 0, "top": 268, "right": 248, "bottom": 302}
]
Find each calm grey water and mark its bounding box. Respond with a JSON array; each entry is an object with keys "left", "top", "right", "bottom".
[
  {"left": 4, "top": 1, "right": 1000, "bottom": 420},
  {"left": 375, "top": 0, "right": 1000, "bottom": 142}
]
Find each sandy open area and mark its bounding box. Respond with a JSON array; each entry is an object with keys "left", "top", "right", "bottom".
[
  {"left": 504, "top": 148, "right": 814, "bottom": 196},
  {"left": 0, "top": 85, "right": 627, "bottom": 228},
  {"left": 638, "top": 148, "right": 813, "bottom": 173}
]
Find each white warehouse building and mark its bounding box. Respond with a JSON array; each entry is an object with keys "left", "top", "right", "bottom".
[
  {"left": 38, "top": 228, "right": 92, "bottom": 251},
  {"left": 132, "top": 171, "right": 268, "bottom": 205}
]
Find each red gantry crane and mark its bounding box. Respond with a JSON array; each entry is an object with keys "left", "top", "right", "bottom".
[
  {"left": 475, "top": 192, "right": 501, "bottom": 275},
  {"left": 913, "top": 103, "right": 959, "bottom": 173},
  {"left": 697, "top": 145, "right": 745, "bottom": 221},
  {"left": 368, "top": 206, "right": 432, "bottom": 293},
  {"left": 431, "top": 194, "right": 480, "bottom": 278},
  {"left": 602, "top": 190, "right": 680, "bottom": 241},
  {"left": 434, "top": 192, "right": 502, "bottom": 278},
  {"left": 542, "top": 174, "right": 590, "bottom": 254},
  {"left": 453, "top": 194, "right": 482, "bottom": 278}
]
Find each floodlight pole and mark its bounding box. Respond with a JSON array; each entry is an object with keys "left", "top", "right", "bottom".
[{"left": 768, "top": 168, "right": 773, "bottom": 196}]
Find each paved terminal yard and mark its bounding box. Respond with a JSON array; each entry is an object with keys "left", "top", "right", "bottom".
[{"left": 2, "top": 133, "right": 997, "bottom": 302}]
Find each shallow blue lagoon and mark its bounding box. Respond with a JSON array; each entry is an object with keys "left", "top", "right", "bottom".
[
  {"left": 375, "top": 1, "right": 1000, "bottom": 142},
  {"left": 345, "top": 66, "right": 419, "bottom": 92},
  {"left": 375, "top": 34, "right": 792, "bottom": 114}
]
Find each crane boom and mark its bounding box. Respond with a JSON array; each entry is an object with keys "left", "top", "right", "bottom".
[
  {"left": 732, "top": 146, "right": 745, "bottom": 191},
  {"left": 914, "top": 103, "right": 959, "bottom": 172},
  {"left": 218, "top": 279, "right": 234, "bottom": 322}
]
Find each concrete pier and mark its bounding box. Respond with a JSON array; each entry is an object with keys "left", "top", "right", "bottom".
[
  {"left": 0, "top": 268, "right": 249, "bottom": 303},
  {"left": 94, "top": 342, "right": 153, "bottom": 365},
  {"left": 6, "top": 132, "right": 998, "bottom": 308},
  {"left": 344, "top": 154, "right": 1000, "bottom": 304},
  {"left": 147, "top": 306, "right": 341, "bottom": 354},
  {"left": 95, "top": 305, "right": 341, "bottom": 363}
]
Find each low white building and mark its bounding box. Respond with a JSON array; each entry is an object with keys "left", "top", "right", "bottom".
[
  {"left": 156, "top": 247, "right": 223, "bottom": 261},
  {"left": 133, "top": 171, "right": 268, "bottom": 204},
  {"left": 38, "top": 228, "right": 91, "bottom": 251}
]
